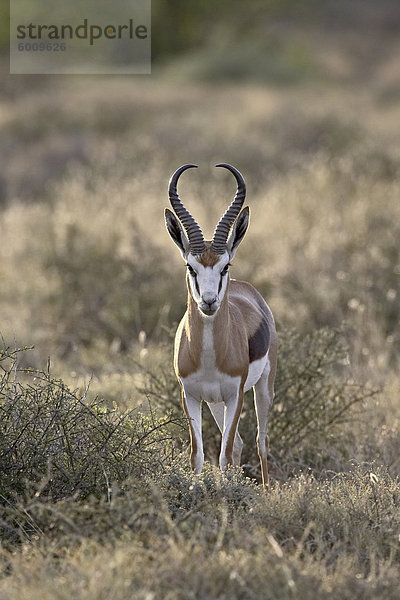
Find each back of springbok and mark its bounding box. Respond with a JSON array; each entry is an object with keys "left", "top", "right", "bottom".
[{"left": 165, "top": 163, "right": 277, "bottom": 488}]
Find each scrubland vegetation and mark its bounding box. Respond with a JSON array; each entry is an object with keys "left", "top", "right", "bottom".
[{"left": 1, "top": 1, "right": 400, "bottom": 597}]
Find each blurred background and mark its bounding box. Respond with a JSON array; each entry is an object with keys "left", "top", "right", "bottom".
[{"left": 0, "top": 0, "right": 399, "bottom": 398}]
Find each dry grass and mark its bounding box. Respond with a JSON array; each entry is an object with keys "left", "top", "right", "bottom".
[{"left": 1, "top": 466, "right": 400, "bottom": 599}]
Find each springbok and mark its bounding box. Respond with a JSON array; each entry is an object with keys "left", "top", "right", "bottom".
[{"left": 165, "top": 163, "right": 277, "bottom": 488}]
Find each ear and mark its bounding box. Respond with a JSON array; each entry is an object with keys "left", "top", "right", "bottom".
[
  {"left": 226, "top": 206, "right": 250, "bottom": 258},
  {"left": 165, "top": 208, "right": 190, "bottom": 259}
]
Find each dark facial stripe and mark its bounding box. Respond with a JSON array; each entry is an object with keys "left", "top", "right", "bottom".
[
  {"left": 249, "top": 317, "right": 270, "bottom": 362},
  {"left": 218, "top": 267, "right": 229, "bottom": 294},
  {"left": 187, "top": 270, "right": 200, "bottom": 296}
]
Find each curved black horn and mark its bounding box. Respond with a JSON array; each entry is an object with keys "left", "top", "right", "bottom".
[
  {"left": 212, "top": 163, "right": 246, "bottom": 254},
  {"left": 168, "top": 164, "right": 205, "bottom": 255}
]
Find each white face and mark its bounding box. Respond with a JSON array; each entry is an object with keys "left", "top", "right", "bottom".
[{"left": 186, "top": 251, "right": 231, "bottom": 317}]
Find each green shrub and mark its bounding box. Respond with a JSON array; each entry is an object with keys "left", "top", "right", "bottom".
[
  {"left": 264, "top": 327, "right": 378, "bottom": 474},
  {"left": 0, "top": 346, "right": 183, "bottom": 502}
]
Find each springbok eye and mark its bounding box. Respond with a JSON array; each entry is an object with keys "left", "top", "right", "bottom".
[{"left": 221, "top": 263, "right": 231, "bottom": 276}]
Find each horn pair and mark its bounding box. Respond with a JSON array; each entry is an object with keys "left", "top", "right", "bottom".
[{"left": 168, "top": 163, "right": 246, "bottom": 255}]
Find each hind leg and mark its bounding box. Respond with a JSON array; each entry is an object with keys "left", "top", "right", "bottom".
[
  {"left": 253, "top": 360, "right": 274, "bottom": 489},
  {"left": 207, "top": 402, "right": 244, "bottom": 467}
]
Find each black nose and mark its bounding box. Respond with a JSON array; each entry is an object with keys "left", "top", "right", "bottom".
[{"left": 202, "top": 294, "right": 217, "bottom": 306}]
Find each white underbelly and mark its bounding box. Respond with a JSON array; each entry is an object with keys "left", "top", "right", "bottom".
[
  {"left": 181, "top": 368, "right": 241, "bottom": 404},
  {"left": 181, "top": 352, "right": 269, "bottom": 402}
]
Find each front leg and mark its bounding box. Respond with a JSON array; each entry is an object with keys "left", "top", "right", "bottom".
[
  {"left": 220, "top": 383, "right": 244, "bottom": 471},
  {"left": 207, "top": 402, "right": 244, "bottom": 467},
  {"left": 181, "top": 389, "right": 204, "bottom": 474}
]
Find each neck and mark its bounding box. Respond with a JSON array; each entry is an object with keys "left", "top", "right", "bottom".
[{"left": 186, "top": 279, "right": 230, "bottom": 352}]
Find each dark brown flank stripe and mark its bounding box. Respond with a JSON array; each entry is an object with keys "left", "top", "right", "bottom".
[{"left": 248, "top": 317, "right": 270, "bottom": 362}]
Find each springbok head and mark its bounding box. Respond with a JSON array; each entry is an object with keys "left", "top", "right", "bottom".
[{"left": 165, "top": 164, "right": 250, "bottom": 317}]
